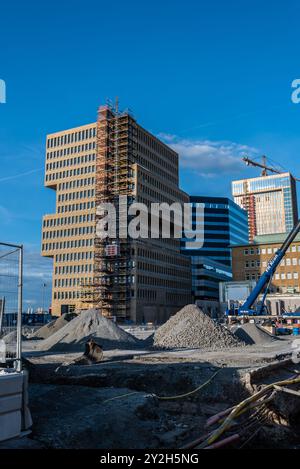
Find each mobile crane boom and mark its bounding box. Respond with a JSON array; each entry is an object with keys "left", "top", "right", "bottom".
[{"left": 234, "top": 220, "right": 300, "bottom": 315}]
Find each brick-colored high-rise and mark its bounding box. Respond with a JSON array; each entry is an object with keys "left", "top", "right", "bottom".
[{"left": 42, "top": 104, "right": 191, "bottom": 322}]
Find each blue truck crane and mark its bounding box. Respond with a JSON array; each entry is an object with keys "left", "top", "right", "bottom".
[{"left": 227, "top": 219, "right": 300, "bottom": 316}]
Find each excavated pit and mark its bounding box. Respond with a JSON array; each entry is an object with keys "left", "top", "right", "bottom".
[{"left": 20, "top": 350, "right": 300, "bottom": 449}]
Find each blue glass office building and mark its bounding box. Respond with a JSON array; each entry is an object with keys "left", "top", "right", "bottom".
[{"left": 182, "top": 196, "right": 248, "bottom": 302}]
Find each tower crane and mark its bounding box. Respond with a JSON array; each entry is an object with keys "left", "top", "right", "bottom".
[{"left": 243, "top": 156, "right": 300, "bottom": 182}]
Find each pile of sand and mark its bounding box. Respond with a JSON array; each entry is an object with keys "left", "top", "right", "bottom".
[
  {"left": 38, "top": 309, "right": 140, "bottom": 352},
  {"left": 30, "top": 313, "right": 77, "bottom": 340},
  {"left": 232, "top": 322, "right": 277, "bottom": 345},
  {"left": 153, "top": 304, "right": 244, "bottom": 350}
]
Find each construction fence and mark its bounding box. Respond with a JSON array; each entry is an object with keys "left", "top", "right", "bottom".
[{"left": 0, "top": 242, "right": 23, "bottom": 369}]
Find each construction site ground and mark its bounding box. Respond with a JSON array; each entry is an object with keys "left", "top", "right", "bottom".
[{"left": 3, "top": 335, "right": 298, "bottom": 450}]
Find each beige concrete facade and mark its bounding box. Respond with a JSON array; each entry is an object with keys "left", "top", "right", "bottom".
[
  {"left": 232, "top": 233, "right": 300, "bottom": 295},
  {"left": 42, "top": 107, "right": 191, "bottom": 321}
]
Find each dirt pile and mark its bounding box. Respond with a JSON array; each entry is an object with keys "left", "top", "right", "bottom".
[
  {"left": 38, "top": 309, "right": 140, "bottom": 352},
  {"left": 153, "top": 304, "right": 244, "bottom": 350},
  {"left": 232, "top": 322, "right": 277, "bottom": 345},
  {"left": 30, "top": 313, "right": 77, "bottom": 340}
]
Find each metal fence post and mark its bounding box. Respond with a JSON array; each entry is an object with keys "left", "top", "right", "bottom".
[{"left": 16, "top": 245, "right": 23, "bottom": 372}]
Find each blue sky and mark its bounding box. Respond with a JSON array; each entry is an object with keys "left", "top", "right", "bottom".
[{"left": 1, "top": 0, "right": 300, "bottom": 309}]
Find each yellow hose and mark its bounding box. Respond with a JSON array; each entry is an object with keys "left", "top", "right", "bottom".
[
  {"left": 156, "top": 369, "right": 222, "bottom": 400},
  {"left": 198, "top": 375, "right": 300, "bottom": 448},
  {"left": 102, "top": 368, "right": 222, "bottom": 404},
  {"left": 102, "top": 391, "right": 139, "bottom": 404}
]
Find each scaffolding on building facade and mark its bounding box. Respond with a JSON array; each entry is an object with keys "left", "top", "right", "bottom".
[{"left": 80, "top": 103, "right": 137, "bottom": 320}]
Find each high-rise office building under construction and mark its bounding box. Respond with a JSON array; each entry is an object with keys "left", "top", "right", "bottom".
[
  {"left": 232, "top": 172, "right": 298, "bottom": 242},
  {"left": 42, "top": 103, "right": 191, "bottom": 323}
]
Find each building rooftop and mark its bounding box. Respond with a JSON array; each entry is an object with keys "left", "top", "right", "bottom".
[{"left": 231, "top": 231, "right": 300, "bottom": 248}]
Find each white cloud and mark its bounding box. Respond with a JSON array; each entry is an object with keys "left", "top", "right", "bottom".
[
  {"left": 0, "top": 243, "right": 52, "bottom": 310},
  {"left": 158, "top": 134, "right": 258, "bottom": 176}
]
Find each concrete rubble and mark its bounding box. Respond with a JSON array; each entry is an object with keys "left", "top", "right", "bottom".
[{"left": 153, "top": 304, "right": 244, "bottom": 349}]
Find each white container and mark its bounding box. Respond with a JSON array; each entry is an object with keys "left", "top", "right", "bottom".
[{"left": 0, "top": 371, "right": 23, "bottom": 442}]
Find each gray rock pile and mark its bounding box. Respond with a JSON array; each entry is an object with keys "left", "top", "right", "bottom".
[
  {"left": 38, "top": 308, "right": 140, "bottom": 352},
  {"left": 30, "top": 312, "right": 77, "bottom": 340},
  {"left": 153, "top": 304, "right": 244, "bottom": 350},
  {"left": 232, "top": 322, "right": 277, "bottom": 345}
]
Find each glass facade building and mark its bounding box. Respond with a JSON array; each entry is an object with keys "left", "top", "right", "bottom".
[
  {"left": 181, "top": 196, "right": 248, "bottom": 302},
  {"left": 232, "top": 173, "right": 298, "bottom": 242}
]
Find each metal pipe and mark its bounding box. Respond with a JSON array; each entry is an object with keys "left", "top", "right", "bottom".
[
  {"left": 0, "top": 297, "right": 5, "bottom": 335},
  {"left": 16, "top": 245, "right": 23, "bottom": 372}
]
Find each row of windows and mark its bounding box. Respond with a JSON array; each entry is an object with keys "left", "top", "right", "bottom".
[
  {"left": 137, "top": 275, "right": 190, "bottom": 289},
  {"left": 43, "top": 213, "right": 94, "bottom": 228},
  {"left": 47, "top": 142, "right": 96, "bottom": 158},
  {"left": 140, "top": 177, "right": 182, "bottom": 201},
  {"left": 137, "top": 261, "right": 187, "bottom": 278},
  {"left": 275, "top": 272, "right": 299, "bottom": 280},
  {"left": 53, "top": 291, "right": 79, "bottom": 300},
  {"left": 137, "top": 289, "right": 156, "bottom": 300},
  {"left": 43, "top": 225, "right": 94, "bottom": 239},
  {"left": 245, "top": 260, "right": 261, "bottom": 268},
  {"left": 47, "top": 127, "right": 96, "bottom": 148},
  {"left": 46, "top": 167, "right": 95, "bottom": 182},
  {"left": 55, "top": 251, "right": 93, "bottom": 262},
  {"left": 244, "top": 245, "right": 300, "bottom": 256},
  {"left": 54, "top": 264, "right": 93, "bottom": 274},
  {"left": 264, "top": 258, "right": 300, "bottom": 267},
  {"left": 137, "top": 247, "right": 189, "bottom": 268},
  {"left": 57, "top": 178, "right": 95, "bottom": 191},
  {"left": 136, "top": 152, "right": 177, "bottom": 186},
  {"left": 245, "top": 271, "right": 299, "bottom": 281},
  {"left": 54, "top": 277, "right": 86, "bottom": 288},
  {"left": 46, "top": 154, "right": 96, "bottom": 170},
  {"left": 42, "top": 239, "right": 93, "bottom": 251},
  {"left": 99, "top": 275, "right": 135, "bottom": 285},
  {"left": 57, "top": 201, "right": 95, "bottom": 213},
  {"left": 58, "top": 189, "right": 95, "bottom": 202},
  {"left": 243, "top": 248, "right": 261, "bottom": 255},
  {"left": 137, "top": 129, "right": 176, "bottom": 163}
]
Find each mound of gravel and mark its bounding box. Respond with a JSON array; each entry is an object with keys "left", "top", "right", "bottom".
[
  {"left": 232, "top": 322, "right": 277, "bottom": 345},
  {"left": 153, "top": 304, "right": 244, "bottom": 350},
  {"left": 30, "top": 313, "right": 77, "bottom": 340},
  {"left": 2, "top": 330, "right": 26, "bottom": 345},
  {"left": 38, "top": 309, "right": 140, "bottom": 352}
]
